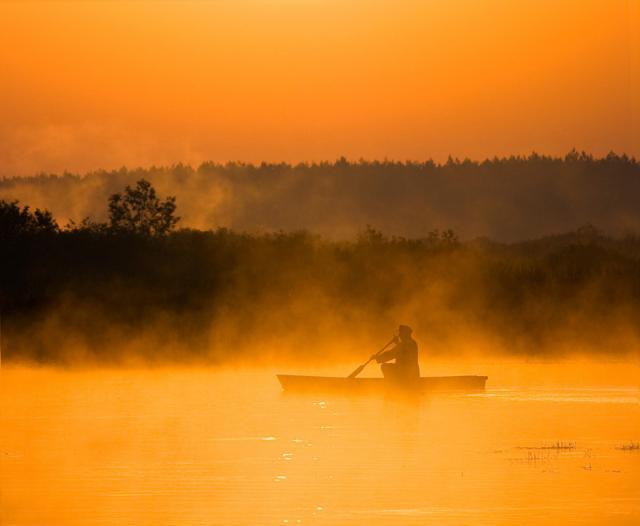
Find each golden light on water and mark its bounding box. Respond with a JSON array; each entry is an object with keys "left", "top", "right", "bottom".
[{"left": 2, "top": 362, "right": 639, "bottom": 525}]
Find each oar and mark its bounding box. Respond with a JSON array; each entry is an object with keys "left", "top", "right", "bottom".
[{"left": 347, "top": 337, "right": 396, "bottom": 379}]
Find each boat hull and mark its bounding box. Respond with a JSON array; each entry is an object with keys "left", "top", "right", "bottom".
[{"left": 277, "top": 374, "right": 487, "bottom": 393}]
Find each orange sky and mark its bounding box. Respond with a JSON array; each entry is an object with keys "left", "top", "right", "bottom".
[{"left": 0, "top": 0, "right": 638, "bottom": 175}]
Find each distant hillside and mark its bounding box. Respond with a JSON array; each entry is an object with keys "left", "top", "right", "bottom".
[{"left": 1, "top": 152, "right": 639, "bottom": 242}]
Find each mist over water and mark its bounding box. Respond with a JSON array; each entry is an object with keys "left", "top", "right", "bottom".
[
  {"left": 4, "top": 155, "right": 640, "bottom": 365},
  {"left": 3, "top": 0, "right": 638, "bottom": 522},
  {"left": 2, "top": 361, "right": 638, "bottom": 526},
  {"left": 3, "top": 156, "right": 640, "bottom": 525}
]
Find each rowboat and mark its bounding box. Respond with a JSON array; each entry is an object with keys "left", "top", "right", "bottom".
[{"left": 277, "top": 374, "right": 487, "bottom": 393}]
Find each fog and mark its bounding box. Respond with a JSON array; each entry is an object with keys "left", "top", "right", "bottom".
[
  {"left": 3, "top": 153, "right": 640, "bottom": 367},
  {"left": 4, "top": 226, "right": 640, "bottom": 366},
  {"left": 2, "top": 153, "right": 640, "bottom": 242},
  {"left": 3, "top": 155, "right": 640, "bottom": 526}
]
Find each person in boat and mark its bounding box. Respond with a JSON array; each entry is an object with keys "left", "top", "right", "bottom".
[{"left": 373, "top": 325, "right": 420, "bottom": 380}]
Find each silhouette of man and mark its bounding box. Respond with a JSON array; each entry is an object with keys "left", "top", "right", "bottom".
[{"left": 373, "top": 325, "right": 420, "bottom": 380}]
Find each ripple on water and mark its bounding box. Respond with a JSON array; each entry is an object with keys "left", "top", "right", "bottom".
[{"left": 483, "top": 388, "right": 639, "bottom": 404}]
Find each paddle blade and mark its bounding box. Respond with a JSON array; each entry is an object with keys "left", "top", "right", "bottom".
[{"left": 347, "top": 363, "right": 366, "bottom": 379}]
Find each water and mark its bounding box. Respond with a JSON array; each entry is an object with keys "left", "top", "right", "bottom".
[{"left": 1, "top": 362, "right": 639, "bottom": 525}]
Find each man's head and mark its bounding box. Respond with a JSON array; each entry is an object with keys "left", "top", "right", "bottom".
[{"left": 398, "top": 325, "right": 413, "bottom": 341}]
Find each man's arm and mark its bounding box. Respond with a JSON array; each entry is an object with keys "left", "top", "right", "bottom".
[{"left": 375, "top": 346, "right": 398, "bottom": 363}]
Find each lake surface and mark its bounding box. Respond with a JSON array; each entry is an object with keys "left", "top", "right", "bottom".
[{"left": 2, "top": 361, "right": 639, "bottom": 525}]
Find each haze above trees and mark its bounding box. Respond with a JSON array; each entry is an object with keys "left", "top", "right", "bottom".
[{"left": 1, "top": 151, "right": 639, "bottom": 242}]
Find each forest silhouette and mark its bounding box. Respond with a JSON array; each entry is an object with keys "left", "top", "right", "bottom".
[
  {"left": 2, "top": 151, "right": 640, "bottom": 241},
  {"left": 2, "top": 164, "right": 640, "bottom": 364}
]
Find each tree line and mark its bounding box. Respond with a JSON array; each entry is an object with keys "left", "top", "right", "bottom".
[{"left": 2, "top": 151, "right": 640, "bottom": 241}]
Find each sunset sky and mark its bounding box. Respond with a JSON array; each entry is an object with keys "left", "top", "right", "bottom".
[{"left": 1, "top": 0, "right": 638, "bottom": 175}]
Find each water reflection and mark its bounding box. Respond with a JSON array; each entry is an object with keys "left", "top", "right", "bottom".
[{"left": 1, "top": 364, "right": 639, "bottom": 525}]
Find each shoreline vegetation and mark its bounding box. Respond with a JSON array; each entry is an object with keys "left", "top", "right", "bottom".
[{"left": 2, "top": 153, "right": 640, "bottom": 365}]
